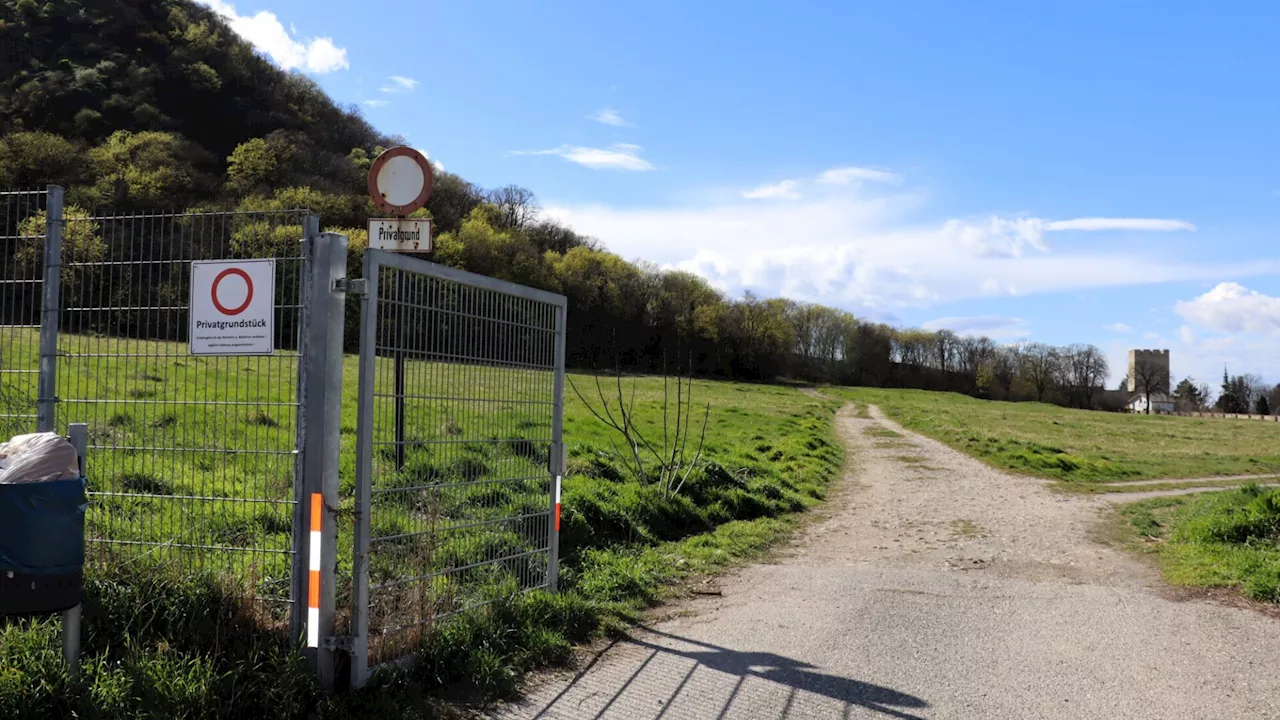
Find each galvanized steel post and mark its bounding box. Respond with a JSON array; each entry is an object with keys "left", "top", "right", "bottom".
[
  {"left": 64, "top": 422, "right": 87, "bottom": 681},
  {"left": 298, "top": 228, "right": 347, "bottom": 692},
  {"left": 548, "top": 302, "right": 567, "bottom": 592},
  {"left": 290, "top": 215, "right": 320, "bottom": 651},
  {"left": 36, "top": 186, "right": 63, "bottom": 432},
  {"left": 349, "top": 251, "right": 379, "bottom": 689}
]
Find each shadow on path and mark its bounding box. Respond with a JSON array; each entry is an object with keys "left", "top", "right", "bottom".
[{"left": 521, "top": 627, "right": 928, "bottom": 720}]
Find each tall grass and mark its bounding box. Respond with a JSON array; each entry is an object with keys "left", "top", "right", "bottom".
[
  {"left": 1120, "top": 483, "right": 1280, "bottom": 603},
  {"left": 0, "top": 329, "right": 844, "bottom": 718}
]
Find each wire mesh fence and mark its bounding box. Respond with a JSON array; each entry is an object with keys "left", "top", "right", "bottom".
[
  {"left": 5, "top": 187, "right": 568, "bottom": 689},
  {"left": 52, "top": 209, "right": 314, "bottom": 628},
  {"left": 0, "top": 190, "right": 47, "bottom": 438},
  {"left": 352, "top": 250, "right": 566, "bottom": 681}
]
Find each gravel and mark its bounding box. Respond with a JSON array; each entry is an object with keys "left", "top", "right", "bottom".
[{"left": 490, "top": 404, "right": 1280, "bottom": 719}]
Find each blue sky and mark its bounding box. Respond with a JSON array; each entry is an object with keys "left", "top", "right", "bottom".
[{"left": 199, "top": 0, "right": 1280, "bottom": 387}]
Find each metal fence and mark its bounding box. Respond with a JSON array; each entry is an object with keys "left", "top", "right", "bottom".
[
  {"left": 5, "top": 186, "right": 568, "bottom": 692},
  {"left": 350, "top": 250, "right": 566, "bottom": 687},
  {"left": 0, "top": 189, "right": 49, "bottom": 438},
  {"left": 54, "top": 205, "right": 317, "bottom": 635}
]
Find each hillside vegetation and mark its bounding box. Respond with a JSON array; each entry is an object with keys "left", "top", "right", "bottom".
[
  {"left": 834, "top": 387, "right": 1280, "bottom": 484},
  {"left": 0, "top": 0, "right": 1132, "bottom": 399}
]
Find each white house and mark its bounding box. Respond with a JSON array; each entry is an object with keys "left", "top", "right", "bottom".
[{"left": 1126, "top": 392, "right": 1174, "bottom": 414}]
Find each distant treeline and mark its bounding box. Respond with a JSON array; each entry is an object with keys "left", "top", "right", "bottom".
[{"left": 1, "top": 0, "right": 1117, "bottom": 410}]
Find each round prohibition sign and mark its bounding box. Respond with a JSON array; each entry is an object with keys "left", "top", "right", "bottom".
[{"left": 211, "top": 268, "right": 254, "bottom": 316}]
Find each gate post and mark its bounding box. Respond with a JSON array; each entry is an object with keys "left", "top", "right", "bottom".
[
  {"left": 350, "top": 250, "right": 379, "bottom": 689},
  {"left": 36, "top": 185, "right": 63, "bottom": 432},
  {"left": 547, "top": 302, "right": 567, "bottom": 592},
  {"left": 298, "top": 228, "right": 348, "bottom": 692},
  {"left": 290, "top": 215, "right": 318, "bottom": 652}
]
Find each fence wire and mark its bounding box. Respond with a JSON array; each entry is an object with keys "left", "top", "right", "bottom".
[
  {"left": 54, "top": 209, "right": 313, "bottom": 625},
  {"left": 356, "top": 252, "right": 565, "bottom": 672},
  {"left": 0, "top": 190, "right": 46, "bottom": 438}
]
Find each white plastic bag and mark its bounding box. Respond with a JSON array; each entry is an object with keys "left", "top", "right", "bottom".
[{"left": 0, "top": 432, "right": 80, "bottom": 484}]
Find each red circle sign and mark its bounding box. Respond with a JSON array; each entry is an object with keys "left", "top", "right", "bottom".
[
  {"left": 367, "top": 146, "right": 434, "bottom": 216},
  {"left": 211, "top": 268, "right": 254, "bottom": 316}
]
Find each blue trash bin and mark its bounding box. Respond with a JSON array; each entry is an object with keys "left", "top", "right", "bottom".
[{"left": 0, "top": 476, "right": 87, "bottom": 614}]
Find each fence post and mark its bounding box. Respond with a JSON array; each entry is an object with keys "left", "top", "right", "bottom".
[
  {"left": 64, "top": 422, "right": 87, "bottom": 681},
  {"left": 298, "top": 229, "right": 347, "bottom": 692},
  {"left": 290, "top": 215, "right": 320, "bottom": 653},
  {"left": 350, "top": 250, "right": 379, "bottom": 689},
  {"left": 36, "top": 185, "right": 63, "bottom": 432},
  {"left": 547, "top": 302, "right": 567, "bottom": 592}
]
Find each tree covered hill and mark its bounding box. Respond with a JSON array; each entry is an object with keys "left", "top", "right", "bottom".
[{"left": 2, "top": 0, "right": 385, "bottom": 177}]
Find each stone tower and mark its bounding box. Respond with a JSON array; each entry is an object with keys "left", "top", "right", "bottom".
[{"left": 1127, "top": 349, "right": 1170, "bottom": 392}]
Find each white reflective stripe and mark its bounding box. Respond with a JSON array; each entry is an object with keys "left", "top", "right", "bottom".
[
  {"left": 307, "top": 607, "right": 319, "bottom": 648},
  {"left": 554, "top": 475, "right": 561, "bottom": 503},
  {"left": 309, "top": 531, "right": 322, "bottom": 571}
]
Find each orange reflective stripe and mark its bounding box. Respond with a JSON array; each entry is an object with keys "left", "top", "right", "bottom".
[{"left": 310, "top": 493, "right": 322, "bottom": 532}]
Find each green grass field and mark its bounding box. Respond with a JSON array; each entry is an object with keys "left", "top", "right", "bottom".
[
  {"left": 1119, "top": 484, "right": 1280, "bottom": 602},
  {"left": 833, "top": 387, "right": 1280, "bottom": 485},
  {"left": 0, "top": 328, "right": 843, "bottom": 718}
]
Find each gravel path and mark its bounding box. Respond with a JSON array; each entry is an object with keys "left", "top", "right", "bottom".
[{"left": 490, "top": 404, "right": 1280, "bottom": 719}]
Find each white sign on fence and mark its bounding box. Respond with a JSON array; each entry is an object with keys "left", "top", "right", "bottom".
[
  {"left": 189, "top": 259, "right": 275, "bottom": 356},
  {"left": 368, "top": 218, "right": 431, "bottom": 253}
]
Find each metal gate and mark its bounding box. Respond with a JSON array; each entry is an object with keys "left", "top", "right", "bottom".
[
  {"left": 0, "top": 189, "right": 51, "bottom": 438},
  {"left": 54, "top": 209, "right": 323, "bottom": 640},
  {"left": 349, "top": 249, "right": 567, "bottom": 687}
]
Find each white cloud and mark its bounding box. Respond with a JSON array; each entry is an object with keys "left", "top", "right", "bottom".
[
  {"left": 1103, "top": 323, "right": 1133, "bottom": 332},
  {"left": 944, "top": 216, "right": 1050, "bottom": 258},
  {"left": 922, "top": 315, "right": 1029, "bottom": 340},
  {"left": 742, "top": 180, "right": 800, "bottom": 200},
  {"left": 362, "top": 99, "right": 389, "bottom": 108},
  {"left": 943, "top": 215, "right": 1196, "bottom": 259},
  {"left": 1175, "top": 282, "right": 1280, "bottom": 336},
  {"left": 1179, "top": 324, "right": 1196, "bottom": 344},
  {"left": 818, "top": 166, "right": 902, "bottom": 185},
  {"left": 1043, "top": 218, "right": 1196, "bottom": 232},
  {"left": 589, "top": 108, "right": 631, "bottom": 127},
  {"left": 380, "top": 76, "right": 419, "bottom": 94},
  {"left": 511, "top": 144, "right": 655, "bottom": 172},
  {"left": 197, "top": 0, "right": 348, "bottom": 73},
  {"left": 540, "top": 179, "right": 1271, "bottom": 313},
  {"left": 411, "top": 148, "right": 444, "bottom": 173}
]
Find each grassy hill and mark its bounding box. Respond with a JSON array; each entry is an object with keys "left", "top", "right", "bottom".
[{"left": 833, "top": 387, "right": 1280, "bottom": 484}]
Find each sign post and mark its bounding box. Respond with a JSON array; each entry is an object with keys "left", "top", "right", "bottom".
[
  {"left": 189, "top": 259, "right": 275, "bottom": 356},
  {"left": 367, "top": 146, "right": 435, "bottom": 253},
  {"left": 365, "top": 146, "right": 436, "bottom": 470}
]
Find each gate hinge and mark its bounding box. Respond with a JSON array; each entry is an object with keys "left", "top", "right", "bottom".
[
  {"left": 334, "top": 278, "right": 367, "bottom": 295},
  {"left": 322, "top": 635, "right": 353, "bottom": 652}
]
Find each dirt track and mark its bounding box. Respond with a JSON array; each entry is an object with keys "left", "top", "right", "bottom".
[{"left": 491, "top": 404, "right": 1280, "bottom": 719}]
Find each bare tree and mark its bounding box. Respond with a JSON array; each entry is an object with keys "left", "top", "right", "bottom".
[
  {"left": 1073, "top": 345, "right": 1108, "bottom": 408},
  {"left": 1130, "top": 355, "right": 1170, "bottom": 414},
  {"left": 1198, "top": 381, "right": 1214, "bottom": 410},
  {"left": 1020, "top": 343, "right": 1060, "bottom": 402},
  {"left": 957, "top": 336, "right": 996, "bottom": 376},
  {"left": 568, "top": 352, "right": 711, "bottom": 500},
  {"left": 1240, "top": 373, "right": 1267, "bottom": 411},
  {"left": 933, "top": 329, "right": 958, "bottom": 374},
  {"left": 992, "top": 344, "right": 1021, "bottom": 396},
  {"left": 486, "top": 184, "right": 539, "bottom": 230}
]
